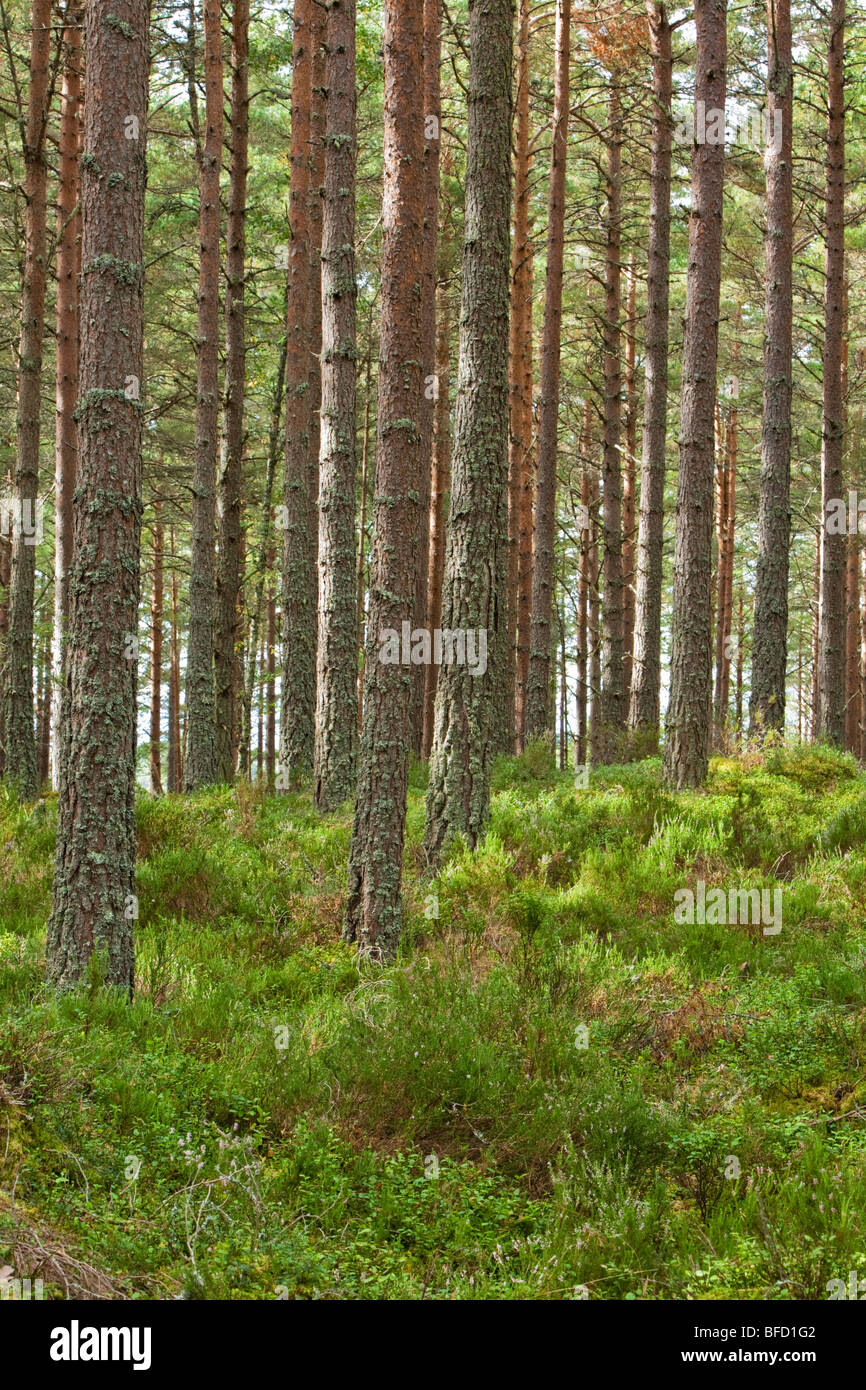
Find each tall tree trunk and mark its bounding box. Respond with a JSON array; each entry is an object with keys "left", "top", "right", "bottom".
[
  {"left": 816, "top": 0, "right": 846, "bottom": 746},
  {"left": 797, "top": 624, "right": 802, "bottom": 740},
  {"left": 421, "top": 253, "right": 452, "bottom": 759},
  {"left": 663, "top": 0, "right": 727, "bottom": 790},
  {"left": 0, "top": 535, "right": 10, "bottom": 775},
  {"left": 577, "top": 459, "right": 589, "bottom": 768},
  {"left": 576, "top": 395, "right": 592, "bottom": 766},
  {"left": 845, "top": 347, "right": 860, "bottom": 752},
  {"left": 588, "top": 459, "right": 601, "bottom": 760},
  {"left": 53, "top": 0, "right": 83, "bottom": 792},
  {"left": 715, "top": 340, "right": 738, "bottom": 739},
  {"left": 860, "top": 538, "right": 866, "bottom": 761},
  {"left": 280, "top": 0, "right": 319, "bottom": 782},
  {"left": 622, "top": 252, "right": 637, "bottom": 706},
  {"left": 314, "top": 0, "right": 358, "bottom": 810},
  {"left": 266, "top": 556, "right": 276, "bottom": 787},
  {"left": 34, "top": 646, "right": 44, "bottom": 782},
  {"left": 735, "top": 582, "right": 743, "bottom": 733},
  {"left": 713, "top": 412, "right": 729, "bottom": 737},
  {"left": 47, "top": 0, "right": 149, "bottom": 992},
  {"left": 240, "top": 330, "right": 286, "bottom": 775},
  {"left": 167, "top": 526, "right": 181, "bottom": 792},
  {"left": 256, "top": 627, "right": 264, "bottom": 778},
  {"left": 510, "top": 0, "right": 533, "bottom": 751},
  {"left": 4, "top": 0, "right": 52, "bottom": 801},
  {"left": 718, "top": 389, "right": 737, "bottom": 733},
  {"left": 409, "top": 0, "right": 442, "bottom": 755},
  {"left": 308, "top": 17, "right": 326, "bottom": 679},
  {"left": 629, "top": 0, "right": 672, "bottom": 747},
  {"left": 846, "top": 534, "right": 859, "bottom": 751},
  {"left": 750, "top": 0, "right": 793, "bottom": 734},
  {"left": 856, "top": 406, "right": 866, "bottom": 760},
  {"left": 810, "top": 527, "right": 820, "bottom": 739},
  {"left": 525, "top": 0, "right": 569, "bottom": 744},
  {"left": 149, "top": 508, "right": 164, "bottom": 794},
  {"left": 215, "top": 0, "right": 250, "bottom": 782},
  {"left": 345, "top": 0, "right": 426, "bottom": 958},
  {"left": 423, "top": 0, "right": 513, "bottom": 861},
  {"left": 184, "top": 0, "right": 223, "bottom": 789},
  {"left": 355, "top": 334, "right": 372, "bottom": 725},
  {"left": 36, "top": 632, "right": 51, "bottom": 786},
  {"left": 597, "top": 75, "right": 624, "bottom": 760},
  {"left": 722, "top": 404, "right": 736, "bottom": 722},
  {"left": 557, "top": 601, "right": 566, "bottom": 768},
  {"left": 711, "top": 397, "right": 722, "bottom": 644}
]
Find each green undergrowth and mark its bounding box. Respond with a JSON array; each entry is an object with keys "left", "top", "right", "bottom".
[{"left": 3, "top": 741, "right": 866, "bottom": 1300}]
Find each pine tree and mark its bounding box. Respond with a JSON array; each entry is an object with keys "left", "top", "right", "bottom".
[
  {"left": 4, "top": 0, "right": 52, "bottom": 800},
  {"left": 184, "top": 0, "right": 224, "bottom": 789},
  {"left": 280, "top": 0, "right": 320, "bottom": 783},
  {"left": 816, "top": 0, "right": 846, "bottom": 747},
  {"left": 424, "top": 0, "right": 513, "bottom": 860},
  {"left": 215, "top": 0, "right": 250, "bottom": 781},
  {"left": 524, "top": 0, "right": 569, "bottom": 744},
  {"left": 629, "top": 0, "right": 673, "bottom": 748},
  {"left": 52, "top": 0, "right": 83, "bottom": 792},
  {"left": 314, "top": 0, "right": 359, "bottom": 810},
  {"left": 663, "top": 0, "right": 727, "bottom": 790},
  {"left": 750, "top": 0, "right": 793, "bottom": 734},
  {"left": 510, "top": 0, "right": 533, "bottom": 752},
  {"left": 47, "top": 0, "right": 150, "bottom": 992},
  {"left": 345, "top": 0, "right": 426, "bottom": 958}
]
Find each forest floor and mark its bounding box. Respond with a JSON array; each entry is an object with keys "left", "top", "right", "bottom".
[{"left": 2, "top": 743, "right": 866, "bottom": 1300}]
